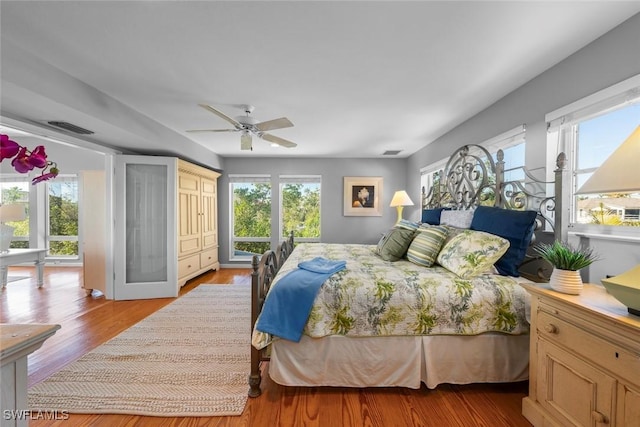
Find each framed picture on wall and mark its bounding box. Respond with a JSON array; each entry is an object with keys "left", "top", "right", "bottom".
[{"left": 343, "top": 176, "right": 383, "bottom": 216}]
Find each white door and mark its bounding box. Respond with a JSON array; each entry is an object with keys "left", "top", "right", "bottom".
[{"left": 114, "top": 155, "right": 177, "bottom": 300}]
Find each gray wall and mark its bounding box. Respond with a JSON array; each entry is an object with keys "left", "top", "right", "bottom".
[
  {"left": 220, "top": 157, "right": 407, "bottom": 265},
  {"left": 406, "top": 13, "right": 640, "bottom": 282}
]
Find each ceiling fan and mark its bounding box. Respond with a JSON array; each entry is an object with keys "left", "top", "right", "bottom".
[{"left": 187, "top": 104, "right": 297, "bottom": 151}]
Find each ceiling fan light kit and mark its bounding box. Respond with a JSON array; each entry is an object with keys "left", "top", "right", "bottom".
[
  {"left": 187, "top": 104, "right": 297, "bottom": 151},
  {"left": 240, "top": 131, "right": 252, "bottom": 151}
]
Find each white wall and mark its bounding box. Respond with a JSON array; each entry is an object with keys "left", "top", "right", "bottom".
[{"left": 406, "top": 13, "right": 640, "bottom": 283}]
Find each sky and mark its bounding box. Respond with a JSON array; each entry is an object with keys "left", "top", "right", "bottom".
[{"left": 578, "top": 103, "right": 640, "bottom": 171}]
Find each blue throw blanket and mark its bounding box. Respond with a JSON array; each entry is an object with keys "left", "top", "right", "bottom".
[{"left": 255, "top": 257, "right": 346, "bottom": 342}]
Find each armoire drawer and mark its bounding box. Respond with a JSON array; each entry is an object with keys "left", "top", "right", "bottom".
[
  {"left": 200, "top": 248, "right": 218, "bottom": 268},
  {"left": 178, "top": 254, "right": 200, "bottom": 278}
]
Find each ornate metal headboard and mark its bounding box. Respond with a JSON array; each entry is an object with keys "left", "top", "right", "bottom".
[
  {"left": 423, "top": 144, "right": 498, "bottom": 210},
  {"left": 422, "top": 144, "right": 567, "bottom": 238},
  {"left": 421, "top": 144, "right": 568, "bottom": 281}
]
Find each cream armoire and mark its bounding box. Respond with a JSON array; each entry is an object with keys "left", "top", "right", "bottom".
[{"left": 176, "top": 159, "right": 221, "bottom": 287}]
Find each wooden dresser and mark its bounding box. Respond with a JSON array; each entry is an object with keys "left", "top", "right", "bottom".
[{"left": 521, "top": 283, "right": 640, "bottom": 426}]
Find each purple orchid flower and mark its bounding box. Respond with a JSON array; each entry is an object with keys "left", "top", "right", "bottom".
[
  {"left": 32, "top": 169, "right": 59, "bottom": 185},
  {"left": 1, "top": 134, "right": 60, "bottom": 183},
  {"left": 11, "top": 147, "right": 35, "bottom": 173},
  {"left": 1, "top": 134, "right": 20, "bottom": 161},
  {"left": 28, "top": 145, "right": 49, "bottom": 168}
]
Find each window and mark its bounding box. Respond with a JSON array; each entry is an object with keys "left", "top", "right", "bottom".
[
  {"left": 280, "top": 175, "right": 321, "bottom": 242},
  {"left": 229, "top": 175, "right": 271, "bottom": 260},
  {"left": 47, "top": 175, "right": 79, "bottom": 257},
  {"left": 0, "top": 177, "right": 30, "bottom": 249},
  {"left": 420, "top": 125, "right": 526, "bottom": 207},
  {"left": 546, "top": 74, "right": 640, "bottom": 233},
  {"left": 420, "top": 158, "right": 448, "bottom": 207}
]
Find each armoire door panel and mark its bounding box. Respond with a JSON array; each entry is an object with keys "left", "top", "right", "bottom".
[{"left": 200, "top": 176, "right": 217, "bottom": 249}]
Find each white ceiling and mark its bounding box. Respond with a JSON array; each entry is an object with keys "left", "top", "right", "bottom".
[{"left": 1, "top": 1, "right": 639, "bottom": 160}]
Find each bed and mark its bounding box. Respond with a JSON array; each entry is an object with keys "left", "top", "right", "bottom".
[{"left": 248, "top": 144, "right": 568, "bottom": 397}]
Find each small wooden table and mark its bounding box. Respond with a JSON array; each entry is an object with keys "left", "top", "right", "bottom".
[
  {"left": 0, "top": 324, "right": 60, "bottom": 427},
  {"left": 0, "top": 249, "right": 47, "bottom": 289}
]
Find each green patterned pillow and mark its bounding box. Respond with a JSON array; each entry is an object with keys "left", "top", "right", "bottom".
[
  {"left": 375, "top": 227, "right": 416, "bottom": 261},
  {"left": 406, "top": 225, "right": 449, "bottom": 267},
  {"left": 436, "top": 229, "right": 510, "bottom": 279}
]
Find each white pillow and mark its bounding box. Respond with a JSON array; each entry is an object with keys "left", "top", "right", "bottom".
[{"left": 440, "top": 209, "right": 475, "bottom": 229}]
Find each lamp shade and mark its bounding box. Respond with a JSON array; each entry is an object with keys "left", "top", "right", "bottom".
[
  {"left": 576, "top": 125, "right": 640, "bottom": 195},
  {"left": 390, "top": 191, "right": 414, "bottom": 207},
  {"left": 0, "top": 203, "right": 26, "bottom": 223}
]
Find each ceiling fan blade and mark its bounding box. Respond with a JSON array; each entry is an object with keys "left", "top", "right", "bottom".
[
  {"left": 240, "top": 132, "right": 253, "bottom": 151},
  {"left": 255, "top": 117, "right": 294, "bottom": 132},
  {"left": 198, "top": 104, "right": 242, "bottom": 128},
  {"left": 186, "top": 128, "right": 238, "bottom": 133},
  {"left": 261, "top": 133, "right": 297, "bottom": 148}
]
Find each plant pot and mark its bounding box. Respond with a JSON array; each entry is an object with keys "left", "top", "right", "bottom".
[{"left": 549, "top": 268, "right": 583, "bottom": 295}]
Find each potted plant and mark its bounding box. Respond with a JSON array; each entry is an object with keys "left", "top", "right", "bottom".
[{"left": 533, "top": 241, "right": 600, "bottom": 295}]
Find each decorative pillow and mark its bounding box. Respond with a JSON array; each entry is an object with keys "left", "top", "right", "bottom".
[
  {"left": 407, "top": 225, "right": 449, "bottom": 267},
  {"left": 436, "top": 229, "right": 510, "bottom": 279},
  {"left": 395, "top": 219, "right": 420, "bottom": 232},
  {"left": 442, "top": 226, "right": 499, "bottom": 275},
  {"left": 441, "top": 225, "right": 465, "bottom": 246},
  {"left": 440, "top": 209, "right": 475, "bottom": 229},
  {"left": 375, "top": 227, "right": 416, "bottom": 261},
  {"left": 421, "top": 208, "right": 448, "bottom": 225},
  {"left": 470, "top": 206, "right": 538, "bottom": 277}
]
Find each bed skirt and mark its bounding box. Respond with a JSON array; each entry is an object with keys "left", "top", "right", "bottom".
[{"left": 269, "top": 333, "right": 529, "bottom": 389}]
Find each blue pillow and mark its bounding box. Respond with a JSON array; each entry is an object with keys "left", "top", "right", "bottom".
[
  {"left": 421, "top": 208, "right": 448, "bottom": 225},
  {"left": 470, "top": 206, "right": 538, "bottom": 277}
]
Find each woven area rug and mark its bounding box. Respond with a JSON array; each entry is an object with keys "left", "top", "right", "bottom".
[{"left": 29, "top": 284, "right": 251, "bottom": 417}]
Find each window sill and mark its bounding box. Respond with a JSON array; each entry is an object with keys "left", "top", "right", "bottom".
[{"left": 570, "top": 231, "right": 640, "bottom": 244}]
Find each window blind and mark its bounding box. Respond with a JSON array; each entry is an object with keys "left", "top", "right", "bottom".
[
  {"left": 279, "top": 175, "right": 322, "bottom": 184},
  {"left": 228, "top": 174, "right": 271, "bottom": 183}
]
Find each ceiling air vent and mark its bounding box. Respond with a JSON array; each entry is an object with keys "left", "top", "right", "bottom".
[
  {"left": 47, "top": 121, "right": 94, "bottom": 135},
  {"left": 383, "top": 150, "right": 402, "bottom": 156}
]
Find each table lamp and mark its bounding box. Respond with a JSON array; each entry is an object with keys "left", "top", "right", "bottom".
[
  {"left": 0, "top": 203, "right": 27, "bottom": 253},
  {"left": 575, "top": 125, "right": 640, "bottom": 315},
  {"left": 390, "top": 190, "right": 414, "bottom": 224}
]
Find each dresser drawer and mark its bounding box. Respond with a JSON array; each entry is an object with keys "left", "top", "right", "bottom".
[
  {"left": 537, "top": 308, "right": 640, "bottom": 387},
  {"left": 200, "top": 248, "right": 218, "bottom": 268},
  {"left": 178, "top": 254, "right": 200, "bottom": 278}
]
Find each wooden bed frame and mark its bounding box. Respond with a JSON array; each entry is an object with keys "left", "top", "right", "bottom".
[{"left": 248, "top": 144, "right": 568, "bottom": 397}]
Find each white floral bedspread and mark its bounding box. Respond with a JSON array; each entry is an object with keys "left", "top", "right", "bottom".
[{"left": 252, "top": 243, "right": 530, "bottom": 350}]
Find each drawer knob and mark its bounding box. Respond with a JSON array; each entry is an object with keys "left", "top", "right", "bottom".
[
  {"left": 544, "top": 324, "right": 558, "bottom": 334},
  {"left": 591, "top": 411, "right": 608, "bottom": 424}
]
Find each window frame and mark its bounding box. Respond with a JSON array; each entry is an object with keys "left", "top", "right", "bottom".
[
  {"left": 228, "top": 174, "right": 272, "bottom": 262},
  {"left": 0, "top": 175, "right": 31, "bottom": 248},
  {"left": 279, "top": 175, "right": 322, "bottom": 243},
  {"left": 46, "top": 174, "right": 80, "bottom": 260},
  {"left": 545, "top": 74, "right": 640, "bottom": 239}
]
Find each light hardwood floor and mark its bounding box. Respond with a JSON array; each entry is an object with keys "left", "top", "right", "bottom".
[{"left": 1, "top": 266, "right": 532, "bottom": 427}]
